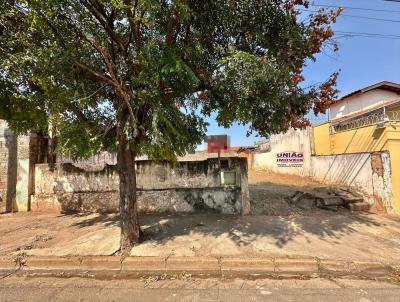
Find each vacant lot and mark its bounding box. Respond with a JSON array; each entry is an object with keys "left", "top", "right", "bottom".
[{"left": 249, "top": 170, "right": 333, "bottom": 216}]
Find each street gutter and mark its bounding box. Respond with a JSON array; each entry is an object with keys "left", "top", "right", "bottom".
[{"left": 1, "top": 255, "right": 398, "bottom": 281}]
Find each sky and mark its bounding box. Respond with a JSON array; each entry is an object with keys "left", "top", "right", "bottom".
[{"left": 199, "top": 0, "right": 400, "bottom": 149}]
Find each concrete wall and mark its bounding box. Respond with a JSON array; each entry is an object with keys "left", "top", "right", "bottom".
[
  {"left": 31, "top": 157, "right": 250, "bottom": 215},
  {"left": 251, "top": 127, "right": 394, "bottom": 213},
  {"left": 251, "top": 127, "right": 314, "bottom": 177},
  {"left": 310, "top": 152, "right": 393, "bottom": 213},
  {"left": 0, "top": 121, "right": 43, "bottom": 212},
  {"left": 0, "top": 121, "right": 17, "bottom": 209}
]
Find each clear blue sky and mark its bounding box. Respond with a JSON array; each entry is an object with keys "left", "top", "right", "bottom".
[{"left": 200, "top": 0, "right": 400, "bottom": 149}]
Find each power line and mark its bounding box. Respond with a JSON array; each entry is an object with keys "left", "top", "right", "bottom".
[
  {"left": 335, "top": 30, "right": 400, "bottom": 40},
  {"left": 335, "top": 35, "right": 400, "bottom": 40},
  {"left": 300, "top": 9, "right": 400, "bottom": 23},
  {"left": 339, "top": 14, "right": 400, "bottom": 23},
  {"left": 310, "top": 4, "right": 400, "bottom": 13},
  {"left": 336, "top": 31, "right": 400, "bottom": 38}
]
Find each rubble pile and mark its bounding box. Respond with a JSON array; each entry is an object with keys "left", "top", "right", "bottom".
[{"left": 289, "top": 187, "right": 370, "bottom": 212}]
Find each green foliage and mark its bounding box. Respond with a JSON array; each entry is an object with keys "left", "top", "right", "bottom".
[{"left": 0, "top": 0, "right": 339, "bottom": 160}]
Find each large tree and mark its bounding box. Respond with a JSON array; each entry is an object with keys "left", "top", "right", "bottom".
[{"left": 0, "top": 0, "right": 340, "bottom": 250}]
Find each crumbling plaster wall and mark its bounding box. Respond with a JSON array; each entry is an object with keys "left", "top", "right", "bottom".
[
  {"left": 310, "top": 152, "right": 394, "bottom": 213},
  {"left": 31, "top": 157, "right": 250, "bottom": 215},
  {"left": 0, "top": 121, "right": 18, "bottom": 211},
  {"left": 0, "top": 121, "right": 10, "bottom": 202}
]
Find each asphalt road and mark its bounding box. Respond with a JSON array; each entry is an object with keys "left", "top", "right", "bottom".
[{"left": 1, "top": 277, "right": 400, "bottom": 302}]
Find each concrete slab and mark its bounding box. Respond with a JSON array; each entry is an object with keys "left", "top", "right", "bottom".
[
  {"left": 22, "top": 227, "right": 120, "bottom": 256},
  {"left": 0, "top": 212, "right": 120, "bottom": 256},
  {"left": 130, "top": 213, "right": 400, "bottom": 264}
]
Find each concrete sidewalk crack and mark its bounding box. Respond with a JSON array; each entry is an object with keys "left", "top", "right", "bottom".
[
  {"left": 164, "top": 253, "right": 173, "bottom": 272},
  {"left": 217, "top": 257, "right": 223, "bottom": 279}
]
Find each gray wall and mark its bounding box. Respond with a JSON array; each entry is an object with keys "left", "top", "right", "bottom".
[{"left": 31, "top": 157, "right": 250, "bottom": 215}]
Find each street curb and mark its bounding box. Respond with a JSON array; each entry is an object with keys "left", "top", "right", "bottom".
[{"left": 0, "top": 255, "right": 396, "bottom": 280}]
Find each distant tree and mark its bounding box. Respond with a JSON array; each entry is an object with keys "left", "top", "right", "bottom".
[{"left": 0, "top": 0, "right": 340, "bottom": 251}]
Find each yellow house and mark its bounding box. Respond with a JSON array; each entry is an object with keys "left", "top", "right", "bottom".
[{"left": 313, "top": 81, "right": 400, "bottom": 213}]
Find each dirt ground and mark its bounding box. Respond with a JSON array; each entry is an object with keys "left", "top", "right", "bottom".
[{"left": 249, "top": 170, "right": 338, "bottom": 216}]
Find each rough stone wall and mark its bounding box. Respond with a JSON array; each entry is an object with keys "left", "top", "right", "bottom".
[
  {"left": 31, "top": 157, "right": 249, "bottom": 214},
  {"left": 0, "top": 120, "right": 48, "bottom": 211},
  {"left": 57, "top": 152, "right": 118, "bottom": 171}
]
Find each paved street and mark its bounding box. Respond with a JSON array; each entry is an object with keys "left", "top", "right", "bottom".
[{"left": 1, "top": 276, "right": 400, "bottom": 302}]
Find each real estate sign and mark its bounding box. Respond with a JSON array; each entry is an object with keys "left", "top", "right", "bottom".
[{"left": 276, "top": 151, "right": 304, "bottom": 167}]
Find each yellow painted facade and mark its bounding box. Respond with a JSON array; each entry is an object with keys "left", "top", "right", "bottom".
[
  {"left": 312, "top": 122, "right": 331, "bottom": 155},
  {"left": 387, "top": 137, "right": 400, "bottom": 214},
  {"left": 313, "top": 119, "right": 400, "bottom": 213}
]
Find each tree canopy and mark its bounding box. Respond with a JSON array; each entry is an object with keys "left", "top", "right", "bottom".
[{"left": 1, "top": 0, "right": 340, "bottom": 159}]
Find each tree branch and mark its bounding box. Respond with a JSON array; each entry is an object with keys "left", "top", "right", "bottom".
[
  {"left": 74, "top": 62, "right": 116, "bottom": 86},
  {"left": 123, "top": 0, "right": 143, "bottom": 54},
  {"left": 80, "top": 0, "right": 126, "bottom": 50},
  {"left": 86, "top": 38, "right": 119, "bottom": 82},
  {"left": 166, "top": 10, "right": 178, "bottom": 47}
]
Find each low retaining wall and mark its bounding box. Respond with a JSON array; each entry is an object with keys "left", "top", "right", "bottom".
[{"left": 31, "top": 157, "right": 250, "bottom": 215}]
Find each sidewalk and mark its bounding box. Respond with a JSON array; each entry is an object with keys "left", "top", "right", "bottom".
[
  {"left": 1, "top": 211, "right": 400, "bottom": 279},
  {"left": 1, "top": 211, "right": 400, "bottom": 263}
]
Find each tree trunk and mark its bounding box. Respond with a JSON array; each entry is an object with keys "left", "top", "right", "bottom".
[{"left": 117, "top": 140, "right": 142, "bottom": 251}]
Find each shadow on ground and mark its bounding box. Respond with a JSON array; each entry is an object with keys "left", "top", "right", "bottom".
[
  {"left": 60, "top": 212, "right": 120, "bottom": 229},
  {"left": 142, "top": 212, "right": 382, "bottom": 249},
  {"left": 59, "top": 209, "right": 397, "bottom": 262}
]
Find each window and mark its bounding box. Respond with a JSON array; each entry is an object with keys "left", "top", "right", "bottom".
[{"left": 221, "top": 171, "right": 236, "bottom": 185}]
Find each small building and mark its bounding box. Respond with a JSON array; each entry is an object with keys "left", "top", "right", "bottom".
[{"left": 330, "top": 81, "right": 400, "bottom": 122}]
